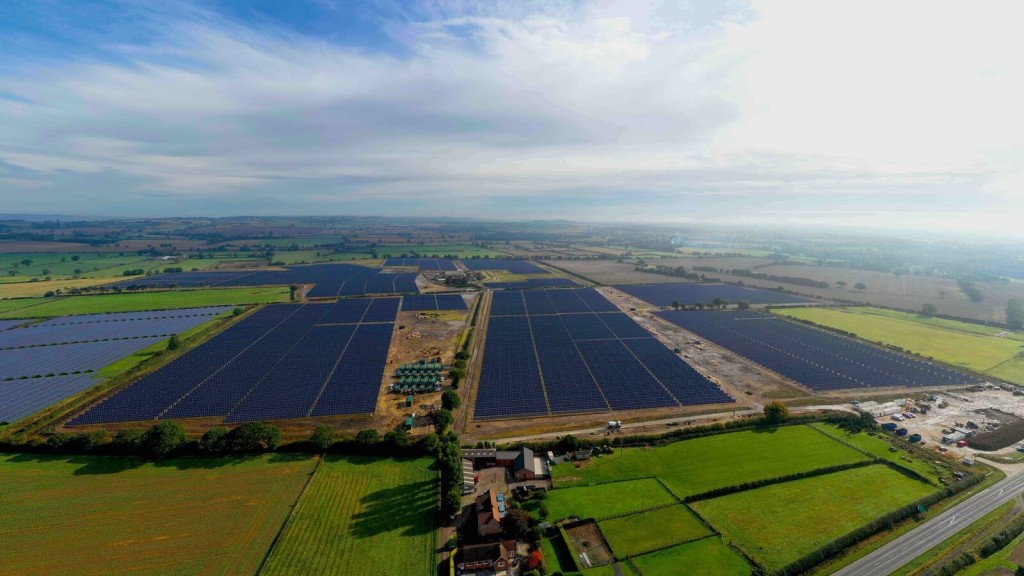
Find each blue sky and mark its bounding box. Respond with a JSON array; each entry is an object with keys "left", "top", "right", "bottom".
[{"left": 1, "top": 0, "right": 1022, "bottom": 235}]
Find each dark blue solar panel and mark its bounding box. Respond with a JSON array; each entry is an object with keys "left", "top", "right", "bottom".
[
  {"left": 402, "top": 295, "right": 437, "bottom": 312},
  {"left": 227, "top": 324, "right": 357, "bottom": 422},
  {"left": 0, "top": 320, "right": 26, "bottom": 331},
  {"left": 318, "top": 299, "right": 371, "bottom": 324},
  {"left": 623, "top": 338, "right": 731, "bottom": 406},
  {"left": 596, "top": 313, "right": 652, "bottom": 339},
  {"left": 655, "top": 311, "right": 981, "bottom": 391},
  {"left": 435, "top": 294, "right": 468, "bottom": 311},
  {"left": 0, "top": 337, "right": 163, "bottom": 381},
  {"left": 462, "top": 259, "right": 547, "bottom": 274},
  {"left": 560, "top": 313, "right": 615, "bottom": 341},
  {"left": 575, "top": 288, "right": 620, "bottom": 312},
  {"left": 385, "top": 258, "right": 457, "bottom": 271},
  {"left": 523, "top": 291, "right": 556, "bottom": 315},
  {"left": 0, "top": 373, "right": 100, "bottom": 424},
  {"left": 486, "top": 278, "right": 580, "bottom": 289},
  {"left": 490, "top": 291, "right": 527, "bottom": 316},
  {"left": 530, "top": 316, "right": 609, "bottom": 415},
  {"left": 474, "top": 315, "right": 547, "bottom": 419},
  {"left": 0, "top": 309, "right": 229, "bottom": 349},
  {"left": 576, "top": 339, "right": 677, "bottom": 411},
  {"left": 310, "top": 323, "right": 394, "bottom": 416},
  {"left": 616, "top": 283, "right": 815, "bottom": 306},
  {"left": 546, "top": 290, "right": 590, "bottom": 314},
  {"left": 362, "top": 298, "right": 400, "bottom": 322}
]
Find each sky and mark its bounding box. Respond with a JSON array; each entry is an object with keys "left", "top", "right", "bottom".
[{"left": 0, "top": 0, "right": 1022, "bottom": 235}]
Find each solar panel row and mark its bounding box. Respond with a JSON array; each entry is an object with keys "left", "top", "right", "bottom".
[
  {"left": 384, "top": 258, "right": 458, "bottom": 271},
  {"left": 0, "top": 310, "right": 228, "bottom": 349},
  {"left": 616, "top": 283, "right": 816, "bottom": 307},
  {"left": 401, "top": 293, "right": 469, "bottom": 312},
  {"left": 0, "top": 373, "right": 100, "bottom": 424},
  {"left": 655, "top": 310, "right": 981, "bottom": 391},
  {"left": 107, "top": 263, "right": 419, "bottom": 297},
  {"left": 461, "top": 259, "right": 548, "bottom": 274},
  {"left": 0, "top": 337, "right": 164, "bottom": 380},
  {"left": 69, "top": 299, "right": 398, "bottom": 425},
  {"left": 473, "top": 289, "right": 734, "bottom": 420},
  {"left": 486, "top": 278, "right": 580, "bottom": 290},
  {"left": 24, "top": 307, "right": 233, "bottom": 327}
]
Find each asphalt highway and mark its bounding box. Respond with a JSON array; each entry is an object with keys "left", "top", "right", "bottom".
[{"left": 833, "top": 471, "right": 1024, "bottom": 576}]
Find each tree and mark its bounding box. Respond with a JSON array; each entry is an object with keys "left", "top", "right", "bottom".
[
  {"left": 526, "top": 549, "right": 546, "bottom": 572},
  {"left": 140, "top": 421, "right": 186, "bottom": 457},
  {"left": 441, "top": 390, "right": 461, "bottom": 410},
  {"left": 111, "top": 428, "right": 144, "bottom": 451},
  {"left": 200, "top": 427, "right": 228, "bottom": 452},
  {"left": 167, "top": 334, "right": 181, "bottom": 351},
  {"left": 383, "top": 429, "right": 409, "bottom": 448},
  {"left": 854, "top": 282, "right": 867, "bottom": 290},
  {"left": 420, "top": 433, "right": 440, "bottom": 455},
  {"left": 444, "top": 490, "right": 462, "bottom": 517},
  {"left": 1007, "top": 300, "right": 1024, "bottom": 330},
  {"left": 289, "top": 285, "right": 298, "bottom": 301},
  {"left": 310, "top": 424, "right": 334, "bottom": 452},
  {"left": 223, "top": 422, "right": 281, "bottom": 452},
  {"left": 71, "top": 255, "right": 80, "bottom": 261},
  {"left": 502, "top": 508, "right": 533, "bottom": 539},
  {"left": 355, "top": 428, "right": 380, "bottom": 445},
  {"left": 737, "top": 300, "right": 751, "bottom": 310},
  {"left": 671, "top": 300, "right": 681, "bottom": 310},
  {"left": 921, "top": 303, "right": 938, "bottom": 316},
  {"left": 433, "top": 408, "right": 454, "bottom": 433},
  {"left": 448, "top": 367, "right": 465, "bottom": 389},
  {"left": 232, "top": 307, "right": 243, "bottom": 317},
  {"left": 763, "top": 401, "right": 790, "bottom": 425}
]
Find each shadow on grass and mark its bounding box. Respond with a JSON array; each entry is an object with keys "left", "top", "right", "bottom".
[
  {"left": 2, "top": 451, "right": 315, "bottom": 475},
  {"left": 351, "top": 477, "right": 437, "bottom": 539},
  {"left": 546, "top": 532, "right": 580, "bottom": 573}
]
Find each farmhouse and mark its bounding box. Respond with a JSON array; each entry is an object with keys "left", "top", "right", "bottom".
[
  {"left": 476, "top": 489, "right": 506, "bottom": 537},
  {"left": 456, "top": 540, "right": 518, "bottom": 574},
  {"left": 463, "top": 447, "right": 549, "bottom": 480}
]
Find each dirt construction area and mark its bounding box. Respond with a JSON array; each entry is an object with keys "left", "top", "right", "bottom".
[
  {"left": 873, "top": 387, "right": 1024, "bottom": 459},
  {"left": 564, "top": 519, "right": 614, "bottom": 568}
]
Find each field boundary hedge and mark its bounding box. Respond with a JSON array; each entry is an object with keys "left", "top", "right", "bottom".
[
  {"left": 557, "top": 525, "right": 585, "bottom": 573},
  {"left": 594, "top": 501, "right": 676, "bottom": 523},
  {"left": 613, "top": 533, "right": 719, "bottom": 561},
  {"left": 807, "top": 423, "right": 940, "bottom": 487},
  {"left": 552, "top": 474, "right": 656, "bottom": 490},
  {"left": 773, "top": 472, "right": 985, "bottom": 576},
  {"left": 682, "top": 459, "right": 876, "bottom": 503}
]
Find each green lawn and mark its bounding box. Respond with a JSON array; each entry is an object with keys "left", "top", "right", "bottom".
[
  {"left": 542, "top": 532, "right": 581, "bottom": 574},
  {"left": 599, "top": 505, "right": 712, "bottom": 558},
  {"left": 0, "top": 287, "right": 289, "bottom": 319},
  {"left": 773, "top": 306, "right": 1024, "bottom": 373},
  {"left": 547, "top": 478, "right": 677, "bottom": 522},
  {"left": 810, "top": 423, "right": 943, "bottom": 484},
  {"left": 630, "top": 537, "right": 751, "bottom": 576},
  {"left": 260, "top": 455, "right": 436, "bottom": 576},
  {"left": 691, "top": 464, "right": 936, "bottom": 571},
  {"left": 552, "top": 425, "right": 869, "bottom": 498},
  {"left": 989, "top": 358, "right": 1024, "bottom": 387},
  {"left": 0, "top": 453, "right": 316, "bottom": 576}
]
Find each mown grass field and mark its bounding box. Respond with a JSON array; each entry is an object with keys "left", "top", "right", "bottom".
[
  {"left": 260, "top": 455, "right": 436, "bottom": 576},
  {"left": 810, "top": 423, "right": 943, "bottom": 484},
  {"left": 0, "top": 453, "right": 316, "bottom": 576},
  {"left": 552, "top": 425, "right": 869, "bottom": 498},
  {"left": 547, "top": 478, "right": 676, "bottom": 521},
  {"left": 691, "top": 464, "right": 936, "bottom": 571},
  {"left": 0, "top": 286, "right": 289, "bottom": 318},
  {"left": 773, "top": 306, "right": 1024, "bottom": 373},
  {"left": 599, "top": 505, "right": 711, "bottom": 558},
  {"left": 629, "top": 537, "right": 751, "bottom": 576},
  {"left": 0, "top": 277, "right": 119, "bottom": 298}
]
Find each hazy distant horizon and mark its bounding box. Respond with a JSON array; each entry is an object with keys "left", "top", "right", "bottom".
[{"left": 2, "top": 1, "right": 1021, "bottom": 235}]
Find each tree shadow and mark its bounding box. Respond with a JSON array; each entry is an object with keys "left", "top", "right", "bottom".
[
  {"left": 3, "top": 452, "right": 146, "bottom": 475},
  {"left": 351, "top": 478, "right": 436, "bottom": 539},
  {"left": 750, "top": 425, "right": 782, "bottom": 434}
]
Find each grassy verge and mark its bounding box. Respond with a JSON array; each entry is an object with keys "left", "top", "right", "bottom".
[
  {"left": 0, "top": 286, "right": 289, "bottom": 318},
  {"left": 894, "top": 500, "right": 1017, "bottom": 575}
]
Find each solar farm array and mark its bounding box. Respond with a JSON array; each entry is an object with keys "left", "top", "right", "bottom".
[
  {"left": 384, "top": 258, "right": 458, "bottom": 271},
  {"left": 401, "top": 294, "right": 469, "bottom": 312},
  {"left": 474, "top": 289, "right": 733, "bottom": 420},
  {"left": 616, "top": 283, "right": 816, "bottom": 306},
  {"left": 656, "top": 310, "right": 981, "bottom": 391},
  {"left": 0, "top": 307, "right": 232, "bottom": 349},
  {"left": 485, "top": 278, "right": 580, "bottom": 290},
  {"left": 108, "top": 263, "right": 418, "bottom": 297},
  {"left": 70, "top": 299, "right": 399, "bottom": 425},
  {"left": 0, "top": 307, "right": 231, "bottom": 424},
  {"left": 461, "top": 259, "right": 548, "bottom": 274},
  {"left": 0, "top": 320, "right": 25, "bottom": 331}
]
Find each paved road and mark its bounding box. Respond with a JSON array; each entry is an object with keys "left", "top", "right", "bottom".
[{"left": 834, "top": 471, "right": 1024, "bottom": 576}]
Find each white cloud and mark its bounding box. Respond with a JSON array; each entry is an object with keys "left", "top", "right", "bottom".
[{"left": 0, "top": 0, "right": 1020, "bottom": 233}]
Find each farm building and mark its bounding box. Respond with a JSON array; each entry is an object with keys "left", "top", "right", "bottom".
[
  {"left": 462, "top": 447, "right": 549, "bottom": 480},
  {"left": 856, "top": 401, "right": 903, "bottom": 418},
  {"left": 456, "top": 540, "right": 517, "bottom": 574},
  {"left": 462, "top": 448, "right": 497, "bottom": 467},
  {"left": 462, "top": 459, "right": 476, "bottom": 495},
  {"left": 476, "top": 489, "right": 505, "bottom": 537}
]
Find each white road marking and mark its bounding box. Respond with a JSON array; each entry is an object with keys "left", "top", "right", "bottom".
[{"left": 949, "top": 516, "right": 956, "bottom": 525}]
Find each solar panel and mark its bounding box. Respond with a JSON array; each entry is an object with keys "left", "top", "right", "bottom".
[{"left": 616, "top": 283, "right": 816, "bottom": 306}]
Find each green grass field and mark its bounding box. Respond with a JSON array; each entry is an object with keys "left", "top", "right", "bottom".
[
  {"left": 989, "top": 358, "right": 1024, "bottom": 387},
  {"left": 547, "top": 478, "right": 676, "bottom": 522},
  {"left": 0, "top": 453, "right": 316, "bottom": 576},
  {"left": 630, "top": 537, "right": 751, "bottom": 576},
  {"left": 552, "top": 426, "right": 869, "bottom": 498},
  {"left": 599, "top": 505, "right": 712, "bottom": 558},
  {"left": 0, "top": 287, "right": 289, "bottom": 319},
  {"left": 773, "top": 306, "right": 1024, "bottom": 373},
  {"left": 810, "top": 423, "right": 943, "bottom": 484},
  {"left": 260, "top": 455, "right": 436, "bottom": 576},
  {"left": 691, "top": 464, "right": 936, "bottom": 571}
]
